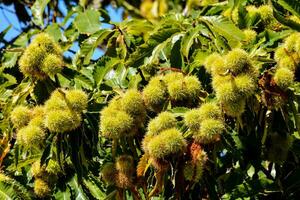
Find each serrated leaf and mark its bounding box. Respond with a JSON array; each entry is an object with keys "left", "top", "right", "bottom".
[
  {"left": 201, "top": 16, "right": 245, "bottom": 46},
  {"left": 126, "top": 25, "right": 181, "bottom": 68},
  {"left": 7, "top": 154, "right": 41, "bottom": 171},
  {"left": 75, "top": 74, "right": 94, "bottom": 90},
  {"left": 80, "top": 29, "right": 113, "bottom": 65},
  {"left": 12, "top": 81, "right": 34, "bottom": 105},
  {"left": 104, "top": 63, "right": 129, "bottom": 88},
  {"left": 94, "top": 58, "right": 121, "bottom": 87},
  {"left": 82, "top": 177, "right": 106, "bottom": 199},
  {"left": 181, "top": 25, "right": 204, "bottom": 58},
  {"left": 1, "top": 52, "right": 21, "bottom": 69},
  {"left": 121, "top": 19, "right": 153, "bottom": 38},
  {"left": 187, "top": 50, "right": 210, "bottom": 73},
  {"left": 74, "top": 9, "right": 101, "bottom": 35},
  {"left": 147, "top": 32, "right": 183, "bottom": 64}
]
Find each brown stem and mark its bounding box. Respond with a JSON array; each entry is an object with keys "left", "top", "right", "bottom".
[
  {"left": 148, "top": 170, "right": 165, "bottom": 198},
  {"left": 142, "top": 180, "right": 150, "bottom": 200},
  {"left": 159, "top": 67, "right": 184, "bottom": 74},
  {"left": 52, "top": 0, "right": 57, "bottom": 23},
  {"left": 116, "top": 188, "right": 124, "bottom": 200},
  {"left": 130, "top": 187, "right": 142, "bottom": 200},
  {"left": 0, "top": 140, "right": 10, "bottom": 169},
  {"left": 127, "top": 138, "right": 138, "bottom": 159},
  {"left": 112, "top": 139, "right": 117, "bottom": 159}
]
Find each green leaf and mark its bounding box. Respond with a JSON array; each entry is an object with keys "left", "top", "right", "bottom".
[
  {"left": 147, "top": 32, "right": 183, "bottom": 65},
  {"left": 68, "top": 177, "right": 89, "bottom": 200},
  {"left": 0, "top": 88, "right": 12, "bottom": 103},
  {"left": 0, "top": 174, "right": 32, "bottom": 200},
  {"left": 99, "top": 8, "right": 110, "bottom": 23},
  {"left": 74, "top": 74, "right": 94, "bottom": 90},
  {"left": 121, "top": 19, "right": 153, "bottom": 37},
  {"left": 201, "top": 16, "right": 245, "bottom": 47},
  {"left": 170, "top": 39, "right": 184, "bottom": 68},
  {"left": 94, "top": 57, "right": 121, "bottom": 87},
  {"left": 82, "top": 176, "right": 106, "bottom": 199},
  {"left": 31, "top": 0, "right": 50, "bottom": 26},
  {"left": 80, "top": 29, "right": 113, "bottom": 65},
  {"left": 126, "top": 25, "right": 181, "bottom": 68},
  {"left": 276, "top": 0, "right": 300, "bottom": 18},
  {"left": 0, "top": 72, "right": 17, "bottom": 88},
  {"left": 186, "top": 50, "right": 210, "bottom": 73},
  {"left": 45, "top": 23, "right": 64, "bottom": 42},
  {"left": 54, "top": 189, "right": 72, "bottom": 200},
  {"left": 181, "top": 25, "right": 204, "bottom": 58},
  {"left": 62, "top": 7, "right": 81, "bottom": 27},
  {"left": 1, "top": 52, "right": 21, "bottom": 69},
  {"left": 0, "top": 25, "right": 11, "bottom": 40},
  {"left": 223, "top": 173, "right": 276, "bottom": 199},
  {"left": 74, "top": 9, "right": 101, "bottom": 35},
  {"left": 7, "top": 154, "right": 41, "bottom": 171},
  {"left": 13, "top": 29, "right": 39, "bottom": 47},
  {"left": 169, "top": 107, "right": 190, "bottom": 117},
  {"left": 11, "top": 81, "right": 34, "bottom": 105},
  {"left": 261, "top": 29, "right": 294, "bottom": 48},
  {"left": 104, "top": 63, "right": 129, "bottom": 88},
  {"left": 272, "top": 9, "right": 300, "bottom": 31}
]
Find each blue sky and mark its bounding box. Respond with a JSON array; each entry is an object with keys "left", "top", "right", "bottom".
[{"left": 0, "top": 1, "right": 123, "bottom": 59}]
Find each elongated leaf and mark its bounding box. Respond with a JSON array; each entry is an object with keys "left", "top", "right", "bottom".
[
  {"left": 181, "top": 25, "right": 204, "bottom": 58},
  {"left": 201, "top": 16, "right": 245, "bottom": 46},
  {"left": 126, "top": 25, "right": 181, "bottom": 68},
  {"left": 7, "top": 154, "right": 41, "bottom": 171},
  {"left": 0, "top": 174, "right": 32, "bottom": 200},
  {"left": 121, "top": 19, "right": 153, "bottom": 39},
  {"left": 75, "top": 74, "right": 94, "bottom": 90},
  {"left": 147, "top": 32, "right": 183, "bottom": 64},
  {"left": 82, "top": 176, "right": 106, "bottom": 199},
  {"left": 94, "top": 57, "right": 121, "bottom": 87},
  {"left": 277, "top": 0, "right": 300, "bottom": 18},
  {"left": 12, "top": 81, "right": 34, "bottom": 105},
  {"left": 0, "top": 25, "right": 11, "bottom": 40},
  {"left": 31, "top": 0, "right": 50, "bottom": 26},
  {"left": 273, "top": 9, "right": 300, "bottom": 31},
  {"left": 68, "top": 177, "right": 89, "bottom": 200},
  {"left": 0, "top": 72, "right": 17, "bottom": 88},
  {"left": 170, "top": 39, "right": 184, "bottom": 68},
  {"left": 80, "top": 29, "right": 113, "bottom": 65}
]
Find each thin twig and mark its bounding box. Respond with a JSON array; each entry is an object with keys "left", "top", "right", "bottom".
[{"left": 159, "top": 67, "right": 184, "bottom": 74}]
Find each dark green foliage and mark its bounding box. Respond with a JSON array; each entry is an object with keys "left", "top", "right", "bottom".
[{"left": 0, "top": 0, "right": 300, "bottom": 199}]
